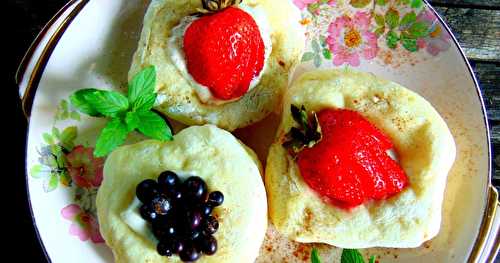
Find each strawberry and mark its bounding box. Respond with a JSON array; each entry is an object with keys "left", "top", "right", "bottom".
[
  {"left": 183, "top": 6, "right": 265, "bottom": 100},
  {"left": 284, "top": 107, "right": 408, "bottom": 208}
]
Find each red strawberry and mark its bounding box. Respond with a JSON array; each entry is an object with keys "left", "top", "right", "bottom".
[
  {"left": 295, "top": 109, "right": 408, "bottom": 208},
  {"left": 183, "top": 7, "right": 265, "bottom": 100}
]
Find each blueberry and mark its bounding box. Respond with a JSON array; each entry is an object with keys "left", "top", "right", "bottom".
[
  {"left": 139, "top": 204, "right": 158, "bottom": 222},
  {"left": 179, "top": 243, "right": 201, "bottom": 262},
  {"left": 136, "top": 179, "right": 159, "bottom": 203},
  {"left": 185, "top": 230, "right": 201, "bottom": 240},
  {"left": 157, "top": 240, "right": 173, "bottom": 256},
  {"left": 186, "top": 209, "right": 203, "bottom": 230},
  {"left": 198, "top": 204, "right": 213, "bottom": 217},
  {"left": 172, "top": 238, "right": 185, "bottom": 254},
  {"left": 158, "top": 171, "right": 180, "bottom": 187},
  {"left": 200, "top": 235, "right": 217, "bottom": 255},
  {"left": 152, "top": 221, "right": 176, "bottom": 240},
  {"left": 167, "top": 188, "right": 183, "bottom": 201},
  {"left": 202, "top": 216, "right": 219, "bottom": 235},
  {"left": 207, "top": 191, "right": 224, "bottom": 207},
  {"left": 151, "top": 195, "right": 171, "bottom": 215},
  {"left": 183, "top": 176, "right": 208, "bottom": 202}
]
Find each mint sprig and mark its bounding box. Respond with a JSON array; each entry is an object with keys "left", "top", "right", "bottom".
[
  {"left": 310, "top": 248, "right": 377, "bottom": 263},
  {"left": 70, "top": 66, "right": 173, "bottom": 157}
]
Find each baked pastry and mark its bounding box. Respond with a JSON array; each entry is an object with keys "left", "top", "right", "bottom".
[
  {"left": 129, "top": 0, "right": 305, "bottom": 131},
  {"left": 265, "top": 69, "right": 456, "bottom": 248},
  {"left": 97, "top": 125, "right": 267, "bottom": 262}
]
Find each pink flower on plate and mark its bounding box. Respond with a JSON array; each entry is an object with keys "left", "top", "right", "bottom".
[
  {"left": 293, "top": 0, "right": 335, "bottom": 10},
  {"left": 416, "top": 10, "right": 451, "bottom": 56},
  {"left": 65, "top": 145, "right": 104, "bottom": 188},
  {"left": 61, "top": 204, "right": 104, "bottom": 243},
  {"left": 326, "top": 11, "right": 379, "bottom": 66}
]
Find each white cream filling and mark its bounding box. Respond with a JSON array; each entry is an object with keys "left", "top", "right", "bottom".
[
  {"left": 121, "top": 171, "right": 196, "bottom": 244},
  {"left": 168, "top": 4, "right": 272, "bottom": 105}
]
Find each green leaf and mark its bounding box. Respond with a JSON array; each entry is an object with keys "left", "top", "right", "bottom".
[
  {"left": 70, "top": 111, "right": 81, "bottom": 121},
  {"left": 59, "top": 171, "right": 71, "bottom": 187},
  {"left": 375, "top": 27, "right": 385, "bottom": 37},
  {"left": 125, "top": 111, "right": 140, "bottom": 132},
  {"left": 42, "top": 133, "right": 55, "bottom": 145},
  {"left": 385, "top": 9, "right": 400, "bottom": 29},
  {"left": 94, "top": 118, "right": 129, "bottom": 157},
  {"left": 82, "top": 90, "right": 129, "bottom": 118},
  {"left": 60, "top": 126, "right": 77, "bottom": 150},
  {"left": 312, "top": 40, "right": 320, "bottom": 52},
  {"left": 60, "top": 100, "right": 69, "bottom": 112},
  {"left": 350, "top": 0, "right": 371, "bottom": 8},
  {"left": 376, "top": 0, "right": 386, "bottom": 5},
  {"left": 70, "top": 89, "right": 104, "bottom": 117},
  {"left": 341, "top": 249, "right": 365, "bottom": 263},
  {"left": 322, "top": 49, "right": 332, "bottom": 59},
  {"left": 411, "top": 0, "right": 423, "bottom": 8},
  {"left": 401, "top": 34, "right": 418, "bottom": 52},
  {"left": 319, "top": 35, "right": 327, "bottom": 47},
  {"left": 400, "top": 11, "right": 416, "bottom": 27},
  {"left": 44, "top": 173, "right": 59, "bottom": 192},
  {"left": 135, "top": 111, "right": 173, "bottom": 141},
  {"left": 409, "top": 21, "right": 429, "bottom": 37},
  {"left": 128, "top": 66, "right": 157, "bottom": 111},
  {"left": 301, "top": 52, "right": 315, "bottom": 62},
  {"left": 311, "top": 248, "right": 321, "bottom": 263},
  {"left": 313, "top": 54, "right": 321, "bottom": 68},
  {"left": 386, "top": 31, "right": 399, "bottom": 49},
  {"left": 374, "top": 14, "right": 385, "bottom": 26},
  {"left": 368, "top": 255, "right": 376, "bottom": 263},
  {"left": 52, "top": 127, "right": 61, "bottom": 139},
  {"left": 30, "top": 164, "right": 45, "bottom": 178}
]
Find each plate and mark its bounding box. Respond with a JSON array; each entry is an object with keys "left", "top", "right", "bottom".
[{"left": 16, "top": 0, "right": 500, "bottom": 262}]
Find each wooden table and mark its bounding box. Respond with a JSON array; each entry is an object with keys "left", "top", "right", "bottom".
[{"left": 8, "top": 0, "right": 500, "bottom": 261}]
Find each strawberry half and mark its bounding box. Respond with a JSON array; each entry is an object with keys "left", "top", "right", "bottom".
[
  {"left": 285, "top": 107, "right": 409, "bottom": 208},
  {"left": 183, "top": 7, "right": 265, "bottom": 100}
]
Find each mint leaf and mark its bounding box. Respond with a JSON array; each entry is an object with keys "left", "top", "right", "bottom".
[
  {"left": 385, "top": 9, "right": 400, "bottom": 29},
  {"left": 368, "top": 255, "right": 376, "bottom": 263},
  {"left": 313, "top": 54, "right": 321, "bottom": 68},
  {"left": 70, "top": 111, "right": 81, "bottom": 121},
  {"left": 44, "top": 173, "right": 59, "bottom": 192},
  {"left": 135, "top": 111, "right": 173, "bottom": 141},
  {"left": 82, "top": 90, "right": 129, "bottom": 118},
  {"left": 350, "top": 0, "right": 371, "bottom": 8},
  {"left": 43, "top": 133, "right": 55, "bottom": 145},
  {"left": 376, "top": 0, "right": 386, "bottom": 5},
  {"left": 52, "top": 127, "right": 61, "bottom": 139},
  {"left": 60, "top": 126, "right": 77, "bottom": 151},
  {"left": 319, "top": 35, "right": 327, "bottom": 47},
  {"left": 125, "top": 111, "right": 140, "bottom": 132},
  {"left": 400, "top": 12, "right": 416, "bottom": 27},
  {"left": 375, "top": 27, "right": 385, "bottom": 37},
  {"left": 128, "top": 66, "right": 157, "bottom": 111},
  {"left": 386, "top": 31, "right": 399, "bottom": 49},
  {"left": 311, "top": 248, "right": 321, "bottom": 263},
  {"left": 94, "top": 118, "right": 129, "bottom": 157},
  {"left": 70, "top": 89, "right": 103, "bottom": 117},
  {"left": 312, "top": 40, "right": 320, "bottom": 52},
  {"left": 302, "top": 52, "right": 315, "bottom": 62},
  {"left": 409, "top": 21, "right": 429, "bottom": 38},
  {"left": 341, "top": 249, "right": 365, "bottom": 263},
  {"left": 59, "top": 170, "right": 71, "bottom": 186}
]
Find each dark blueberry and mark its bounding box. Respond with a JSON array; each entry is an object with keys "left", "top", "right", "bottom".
[
  {"left": 172, "top": 238, "right": 185, "bottom": 254},
  {"left": 183, "top": 176, "right": 208, "bottom": 202},
  {"left": 185, "top": 230, "right": 201, "bottom": 240},
  {"left": 157, "top": 241, "right": 173, "bottom": 256},
  {"left": 198, "top": 204, "right": 213, "bottom": 217},
  {"left": 151, "top": 195, "right": 171, "bottom": 215},
  {"left": 202, "top": 216, "right": 219, "bottom": 235},
  {"left": 136, "top": 179, "right": 159, "bottom": 203},
  {"left": 152, "top": 221, "right": 176, "bottom": 240},
  {"left": 186, "top": 209, "right": 203, "bottom": 230},
  {"left": 200, "top": 235, "right": 217, "bottom": 255},
  {"left": 207, "top": 191, "right": 224, "bottom": 207},
  {"left": 167, "top": 188, "right": 183, "bottom": 201},
  {"left": 179, "top": 243, "right": 201, "bottom": 262},
  {"left": 158, "top": 171, "right": 180, "bottom": 187},
  {"left": 139, "top": 204, "right": 158, "bottom": 222}
]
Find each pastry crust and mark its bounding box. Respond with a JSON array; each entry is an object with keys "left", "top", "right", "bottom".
[
  {"left": 97, "top": 125, "right": 267, "bottom": 262},
  {"left": 129, "top": 0, "right": 305, "bottom": 131},
  {"left": 265, "top": 69, "right": 456, "bottom": 248}
]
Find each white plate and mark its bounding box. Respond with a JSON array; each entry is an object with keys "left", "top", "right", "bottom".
[{"left": 17, "top": 0, "right": 500, "bottom": 262}]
